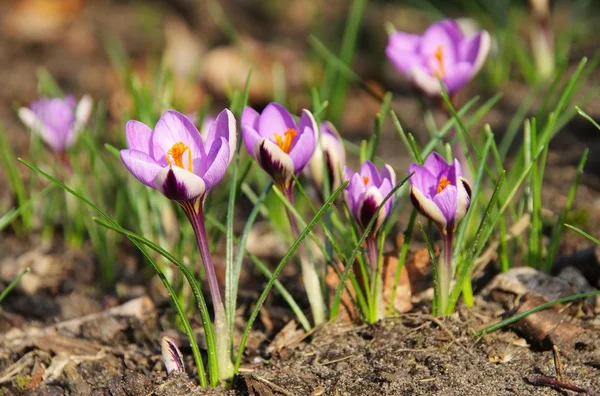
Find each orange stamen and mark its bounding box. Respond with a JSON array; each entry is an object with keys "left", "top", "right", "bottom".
[
  {"left": 437, "top": 177, "right": 451, "bottom": 194},
  {"left": 274, "top": 128, "right": 297, "bottom": 154},
  {"left": 363, "top": 176, "right": 370, "bottom": 185},
  {"left": 433, "top": 45, "right": 446, "bottom": 78},
  {"left": 166, "top": 142, "right": 192, "bottom": 172}
]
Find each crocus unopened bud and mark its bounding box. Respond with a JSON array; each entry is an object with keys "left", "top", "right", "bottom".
[
  {"left": 305, "top": 121, "right": 346, "bottom": 196},
  {"left": 344, "top": 161, "right": 396, "bottom": 237},
  {"left": 161, "top": 336, "right": 185, "bottom": 375}
]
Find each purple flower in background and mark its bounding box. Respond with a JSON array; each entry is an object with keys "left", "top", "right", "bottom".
[
  {"left": 242, "top": 102, "right": 317, "bottom": 190},
  {"left": 18, "top": 95, "right": 93, "bottom": 152},
  {"left": 344, "top": 161, "right": 396, "bottom": 236},
  {"left": 386, "top": 19, "right": 490, "bottom": 96},
  {"left": 409, "top": 152, "right": 472, "bottom": 233},
  {"left": 305, "top": 121, "right": 346, "bottom": 195},
  {"left": 120, "top": 109, "right": 236, "bottom": 203}
]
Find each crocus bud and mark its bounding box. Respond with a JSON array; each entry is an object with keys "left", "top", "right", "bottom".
[
  {"left": 386, "top": 19, "right": 491, "bottom": 97},
  {"left": 344, "top": 161, "right": 396, "bottom": 237},
  {"left": 18, "top": 94, "right": 93, "bottom": 153},
  {"left": 161, "top": 336, "right": 185, "bottom": 375},
  {"left": 408, "top": 152, "right": 472, "bottom": 234},
  {"left": 241, "top": 102, "right": 317, "bottom": 191},
  {"left": 305, "top": 121, "right": 346, "bottom": 196}
]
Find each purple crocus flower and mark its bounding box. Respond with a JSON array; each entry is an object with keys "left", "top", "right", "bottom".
[
  {"left": 242, "top": 102, "right": 317, "bottom": 190},
  {"left": 386, "top": 19, "right": 490, "bottom": 96},
  {"left": 305, "top": 121, "right": 346, "bottom": 195},
  {"left": 408, "top": 152, "right": 471, "bottom": 233},
  {"left": 18, "top": 94, "right": 93, "bottom": 152},
  {"left": 120, "top": 109, "right": 236, "bottom": 203},
  {"left": 344, "top": 161, "right": 396, "bottom": 236},
  {"left": 200, "top": 115, "right": 216, "bottom": 139}
]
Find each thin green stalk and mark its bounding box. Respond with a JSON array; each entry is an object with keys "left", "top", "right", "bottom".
[{"left": 0, "top": 267, "right": 30, "bottom": 305}]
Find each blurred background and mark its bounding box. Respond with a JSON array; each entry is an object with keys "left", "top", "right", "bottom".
[{"left": 1, "top": 0, "right": 600, "bottom": 223}]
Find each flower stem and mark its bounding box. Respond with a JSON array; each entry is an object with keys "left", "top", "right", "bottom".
[
  {"left": 284, "top": 188, "right": 326, "bottom": 325},
  {"left": 439, "top": 228, "right": 454, "bottom": 314},
  {"left": 182, "top": 200, "right": 233, "bottom": 380},
  {"left": 366, "top": 236, "right": 384, "bottom": 322}
]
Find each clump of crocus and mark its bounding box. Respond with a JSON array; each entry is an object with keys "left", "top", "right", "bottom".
[
  {"left": 305, "top": 121, "right": 346, "bottom": 199},
  {"left": 386, "top": 19, "right": 490, "bottom": 98},
  {"left": 241, "top": 102, "right": 326, "bottom": 325},
  {"left": 121, "top": 108, "right": 236, "bottom": 379},
  {"left": 18, "top": 94, "right": 93, "bottom": 156},
  {"left": 344, "top": 160, "right": 396, "bottom": 321},
  {"left": 408, "top": 152, "right": 471, "bottom": 313}
]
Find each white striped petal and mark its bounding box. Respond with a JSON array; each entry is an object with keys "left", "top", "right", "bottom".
[{"left": 410, "top": 185, "right": 448, "bottom": 229}]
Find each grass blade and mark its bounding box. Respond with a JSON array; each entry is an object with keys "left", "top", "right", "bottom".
[
  {"left": 0, "top": 267, "right": 30, "bottom": 305},
  {"left": 234, "top": 181, "right": 348, "bottom": 371},
  {"left": 475, "top": 290, "right": 600, "bottom": 336}
]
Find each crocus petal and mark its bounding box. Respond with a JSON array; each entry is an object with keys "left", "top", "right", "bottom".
[
  {"left": 258, "top": 102, "right": 296, "bottom": 136},
  {"left": 410, "top": 66, "right": 444, "bottom": 96},
  {"left": 432, "top": 184, "right": 458, "bottom": 226},
  {"left": 408, "top": 164, "right": 437, "bottom": 198},
  {"left": 151, "top": 110, "right": 205, "bottom": 163},
  {"left": 155, "top": 166, "right": 206, "bottom": 202},
  {"left": 381, "top": 164, "right": 396, "bottom": 187},
  {"left": 120, "top": 149, "right": 163, "bottom": 188},
  {"left": 74, "top": 95, "right": 93, "bottom": 131},
  {"left": 386, "top": 32, "right": 424, "bottom": 73},
  {"left": 344, "top": 166, "right": 355, "bottom": 182},
  {"left": 423, "top": 152, "right": 450, "bottom": 177},
  {"left": 161, "top": 337, "right": 185, "bottom": 375},
  {"left": 455, "top": 177, "right": 472, "bottom": 224},
  {"left": 388, "top": 31, "right": 421, "bottom": 53},
  {"left": 18, "top": 107, "right": 63, "bottom": 151},
  {"left": 204, "top": 109, "right": 236, "bottom": 164},
  {"left": 443, "top": 62, "right": 474, "bottom": 95},
  {"left": 126, "top": 120, "right": 153, "bottom": 153},
  {"left": 254, "top": 138, "right": 294, "bottom": 188},
  {"left": 379, "top": 178, "right": 394, "bottom": 210},
  {"left": 242, "top": 124, "right": 262, "bottom": 160},
  {"left": 200, "top": 115, "right": 215, "bottom": 138},
  {"left": 410, "top": 185, "right": 448, "bottom": 229},
  {"left": 459, "top": 30, "right": 491, "bottom": 75},
  {"left": 201, "top": 137, "right": 230, "bottom": 190},
  {"left": 359, "top": 161, "right": 381, "bottom": 187},
  {"left": 358, "top": 186, "right": 385, "bottom": 232},
  {"left": 241, "top": 106, "right": 260, "bottom": 132},
  {"left": 421, "top": 21, "right": 461, "bottom": 67},
  {"left": 288, "top": 109, "right": 317, "bottom": 173},
  {"left": 346, "top": 173, "right": 367, "bottom": 216}
]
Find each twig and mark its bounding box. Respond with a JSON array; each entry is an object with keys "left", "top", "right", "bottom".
[
  {"left": 552, "top": 345, "right": 565, "bottom": 382},
  {"left": 320, "top": 355, "right": 354, "bottom": 366},
  {"left": 526, "top": 375, "right": 587, "bottom": 393}
]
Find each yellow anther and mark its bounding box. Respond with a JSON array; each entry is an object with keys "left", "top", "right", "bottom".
[
  {"left": 274, "top": 128, "right": 297, "bottom": 154},
  {"left": 363, "top": 176, "right": 370, "bottom": 185},
  {"left": 437, "top": 177, "right": 451, "bottom": 194},
  {"left": 166, "top": 142, "right": 192, "bottom": 172},
  {"left": 433, "top": 45, "right": 446, "bottom": 78}
]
